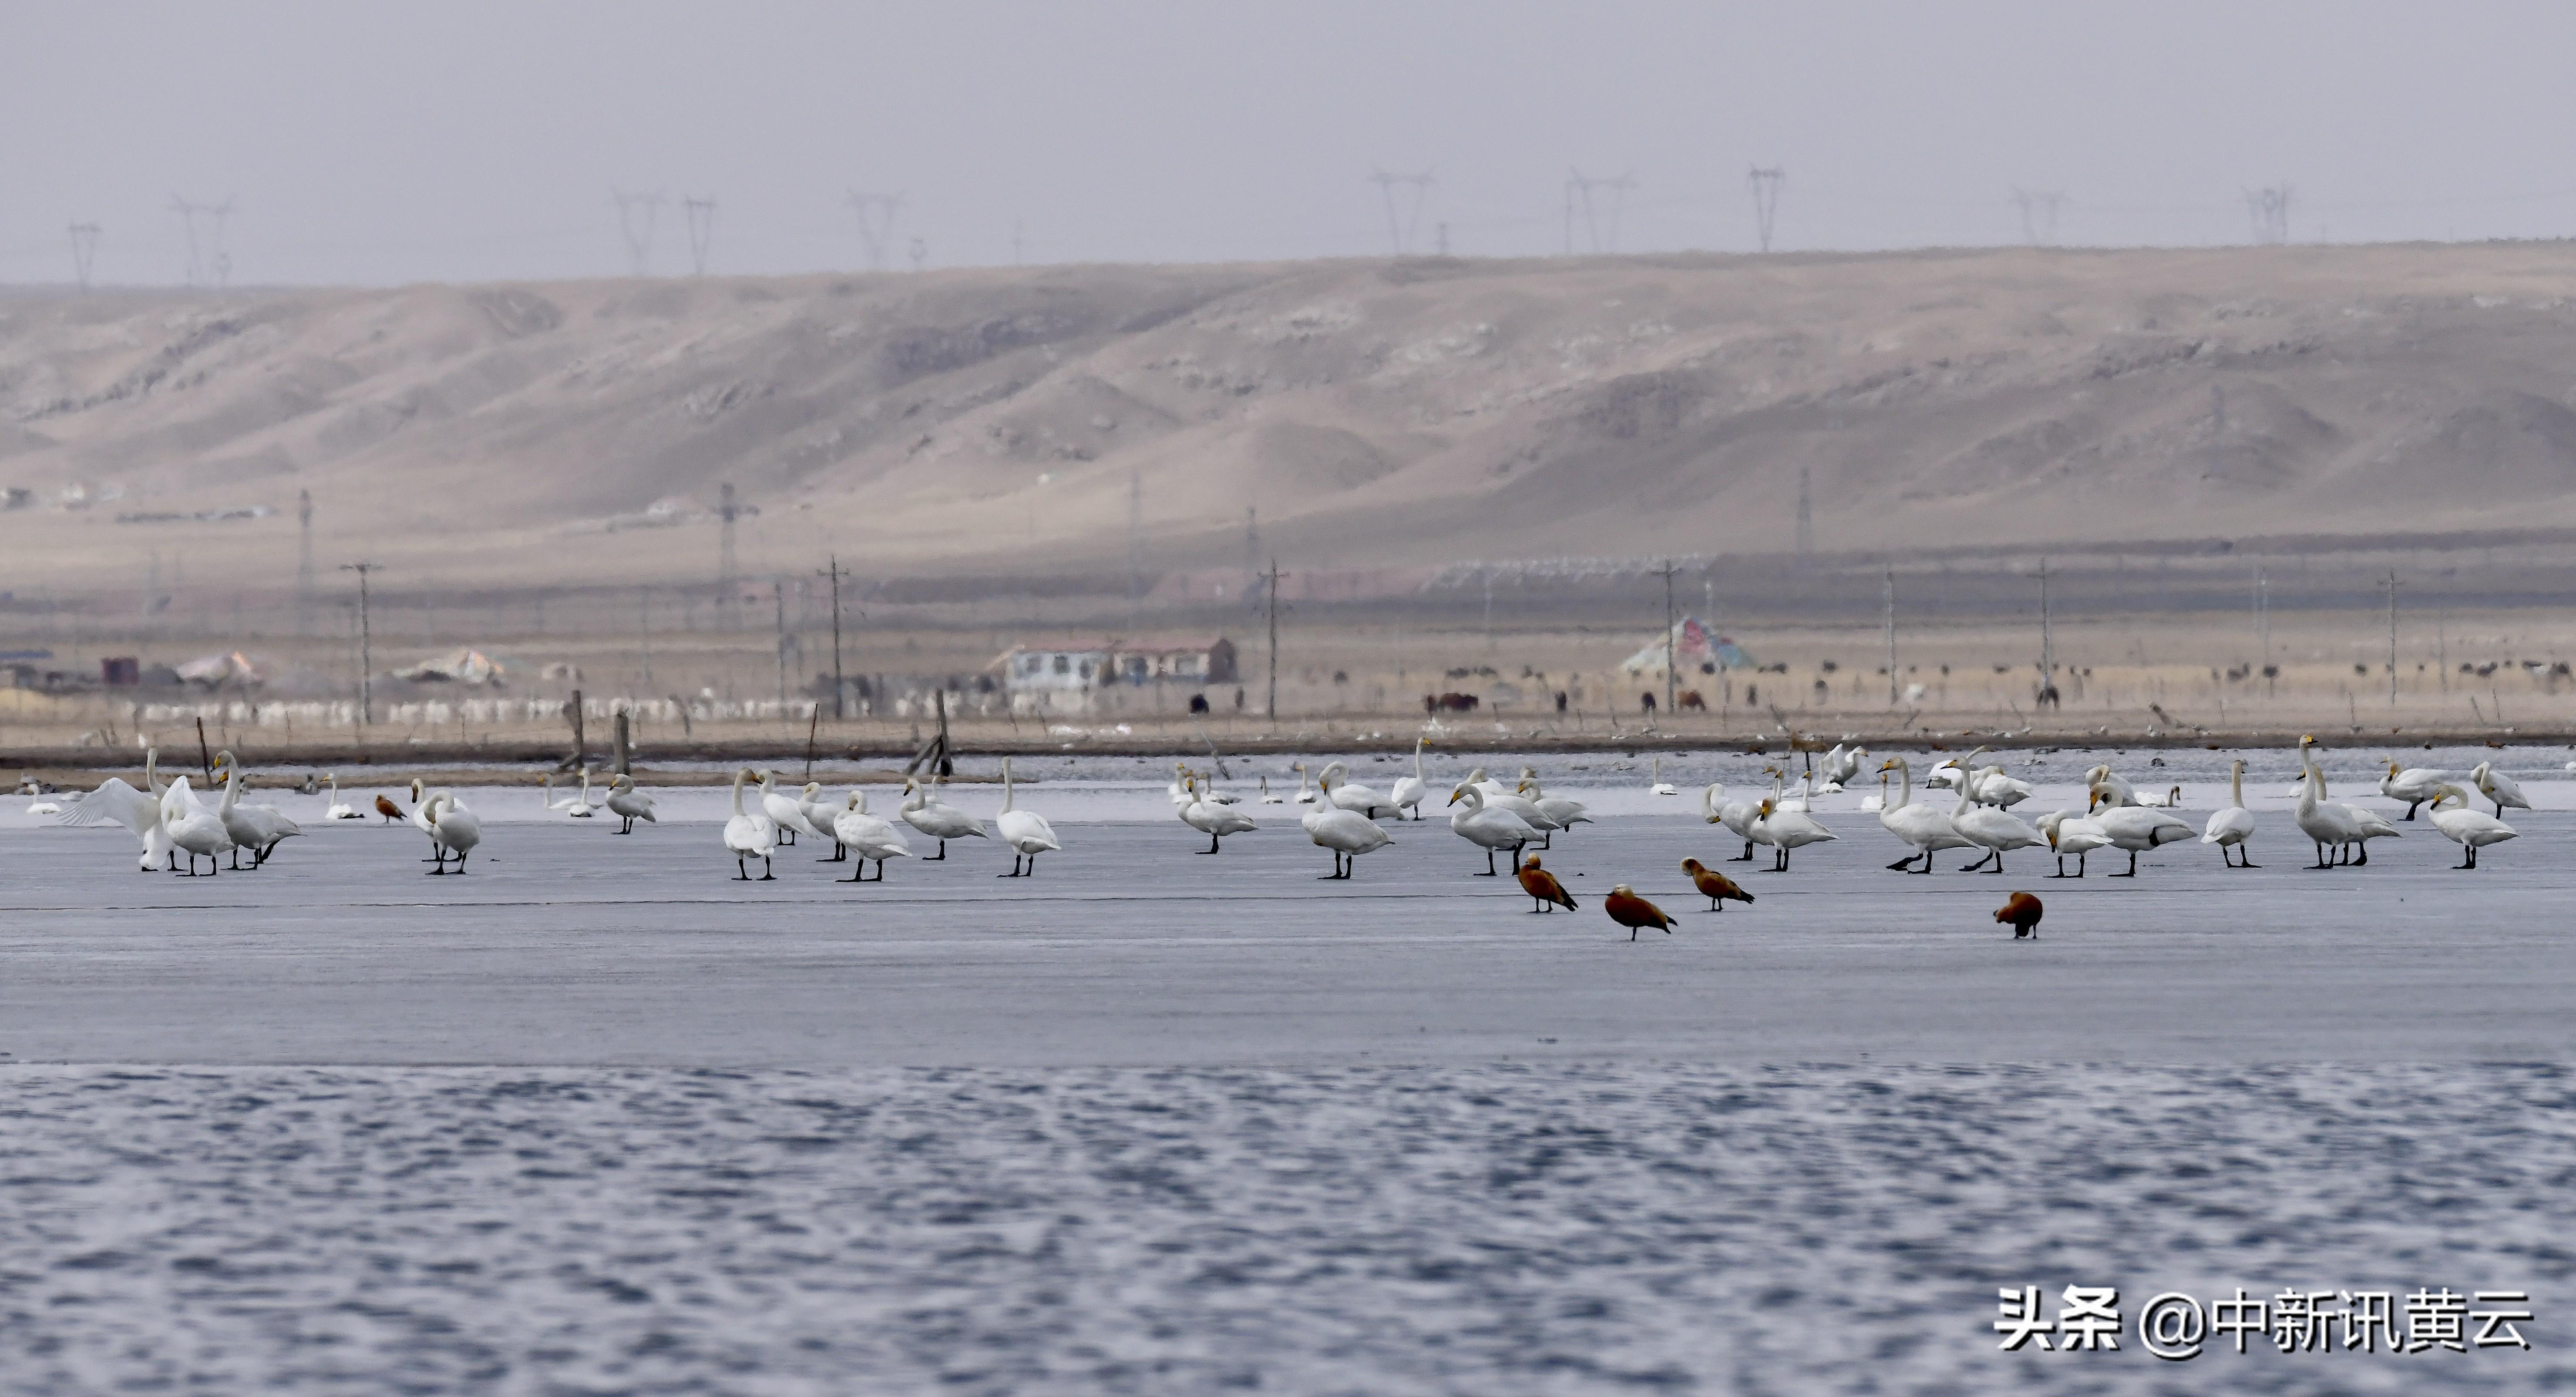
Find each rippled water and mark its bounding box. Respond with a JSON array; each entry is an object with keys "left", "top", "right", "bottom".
[{"left": 3, "top": 1064, "right": 2567, "bottom": 1394}]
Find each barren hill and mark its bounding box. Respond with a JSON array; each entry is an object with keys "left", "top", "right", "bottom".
[{"left": 10, "top": 242, "right": 2576, "bottom": 601}]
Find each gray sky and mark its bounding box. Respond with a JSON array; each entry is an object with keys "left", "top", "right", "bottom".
[{"left": 7, "top": 0, "right": 2576, "bottom": 286}]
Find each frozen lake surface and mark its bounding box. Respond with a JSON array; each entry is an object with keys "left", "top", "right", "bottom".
[{"left": 4, "top": 752, "right": 2570, "bottom": 1392}]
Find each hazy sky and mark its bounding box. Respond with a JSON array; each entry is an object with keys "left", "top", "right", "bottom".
[{"left": 8, "top": 0, "right": 2576, "bottom": 287}]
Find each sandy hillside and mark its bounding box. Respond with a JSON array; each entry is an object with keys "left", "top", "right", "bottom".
[{"left": 9, "top": 242, "right": 2576, "bottom": 598}]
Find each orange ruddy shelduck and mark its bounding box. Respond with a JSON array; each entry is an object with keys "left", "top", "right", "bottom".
[
  {"left": 1994, "top": 891, "right": 2043, "bottom": 939},
  {"left": 1515, "top": 856, "right": 1577, "bottom": 913},
  {"left": 373, "top": 793, "right": 404, "bottom": 824},
  {"left": 1603, "top": 885, "right": 1678, "bottom": 940},
  {"left": 1679, "top": 858, "right": 1754, "bottom": 912}
]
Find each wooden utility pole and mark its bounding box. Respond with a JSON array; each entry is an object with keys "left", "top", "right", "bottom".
[
  {"left": 1651, "top": 557, "right": 1681, "bottom": 715},
  {"left": 1261, "top": 557, "right": 1285, "bottom": 722},
  {"left": 338, "top": 562, "right": 381, "bottom": 725},
  {"left": 1883, "top": 565, "right": 1897, "bottom": 705},
  {"left": 2385, "top": 570, "right": 2399, "bottom": 708},
  {"left": 819, "top": 554, "right": 851, "bottom": 719}
]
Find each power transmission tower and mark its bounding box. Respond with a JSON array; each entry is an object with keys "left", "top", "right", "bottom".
[
  {"left": 682, "top": 196, "right": 716, "bottom": 275},
  {"left": 848, "top": 192, "right": 901, "bottom": 270},
  {"left": 1012, "top": 218, "right": 1024, "bottom": 265},
  {"left": 1795, "top": 467, "right": 1814, "bottom": 557},
  {"left": 908, "top": 237, "right": 927, "bottom": 272},
  {"left": 339, "top": 562, "right": 381, "bottom": 725},
  {"left": 1262, "top": 558, "right": 1285, "bottom": 722},
  {"left": 819, "top": 554, "right": 851, "bottom": 719},
  {"left": 168, "top": 198, "right": 234, "bottom": 285},
  {"left": 1126, "top": 471, "right": 1144, "bottom": 636},
  {"left": 2244, "top": 182, "right": 2292, "bottom": 245},
  {"left": 1563, "top": 169, "right": 1636, "bottom": 254},
  {"left": 2010, "top": 187, "right": 2066, "bottom": 245},
  {"left": 1747, "top": 167, "right": 1786, "bottom": 252},
  {"left": 67, "top": 222, "right": 101, "bottom": 290},
  {"left": 611, "top": 189, "right": 663, "bottom": 275},
  {"left": 718, "top": 482, "right": 740, "bottom": 631},
  {"left": 1653, "top": 558, "right": 1681, "bottom": 715},
  {"left": 296, "top": 490, "right": 314, "bottom": 637},
  {"left": 1368, "top": 168, "right": 1435, "bottom": 255}
]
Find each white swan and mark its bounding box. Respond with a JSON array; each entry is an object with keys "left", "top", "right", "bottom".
[
  {"left": 1258, "top": 776, "right": 1284, "bottom": 804},
  {"left": 1876, "top": 756, "right": 1974, "bottom": 874},
  {"left": 1290, "top": 764, "right": 1319, "bottom": 805},
  {"left": 760, "top": 771, "right": 821, "bottom": 846},
  {"left": 833, "top": 789, "right": 911, "bottom": 881},
  {"left": 994, "top": 756, "right": 1061, "bottom": 876},
  {"left": 795, "top": 782, "right": 842, "bottom": 856},
  {"left": 2378, "top": 759, "right": 2448, "bottom": 820},
  {"left": 2201, "top": 759, "right": 2257, "bottom": 867},
  {"left": 163, "top": 775, "right": 235, "bottom": 876},
  {"left": 1514, "top": 771, "right": 1592, "bottom": 845},
  {"left": 424, "top": 791, "right": 482, "bottom": 874},
  {"left": 212, "top": 751, "right": 301, "bottom": 868},
  {"left": 2472, "top": 761, "right": 2530, "bottom": 819},
  {"left": 723, "top": 766, "right": 779, "bottom": 880},
  {"left": 1456, "top": 766, "right": 1560, "bottom": 833},
  {"left": 900, "top": 777, "right": 988, "bottom": 859},
  {"left": 323, "top": 772, "right": 363, "bottom": 820},
  {"left": 2305, "top": 739, "right": 2400, "bottom": 865},
  {"left": 1316, "top": 762, "right": 1397, "bottom": 819},
  {"left": 542, "top": 770, "right": 588, "bottom": 814},
  {"left": 2428, "top": 783, "right": 2516, "bottom": 869},
  {"left": 2293, "top": 740, "right": 2364, "bottom": 869},
  {"left": 2082, "top": 765, "right": 2140, "bottom": 808},
  {"left": 1950, "top": 766, "right": 2042, "bottom": 873},
  {"left": 1304, "top": 762, "right": 1392, "bottom": 878},
  {"left": 1748, "top": 791, "right": 1836, "bottom": 872},
  {"left": 567, "top": 768, "right": 600, "bottom": 818},
  {"left": 407, "top": 778, "right": 444, "bottom": 863},
  {"left": 1702, "top": 782, "right": 1761, "bottom": 862},
  {"left": 1448, "top": 781, "right": 1539, "bottom": 876},
  {"left": 60, "top": 747, "right": 174, "bottom": 872},
  {"left": 1390, "top": 739, "right": 1433, "bottom": 818},
  {"left": 2035, "top": 809, "right": 2113, "bottom": 877},
  {"left": 1180, "top": 773, "right": 1259, "bottom": 853},
  {"left": 2085, "top": 782, "right": 2196, "bottom": 877},
  {"left": 605, "top": 774, "right": 656, "bottom": 834},
  {"left": 1649, "top": 754, "right": 1677, "bottom": 797}
]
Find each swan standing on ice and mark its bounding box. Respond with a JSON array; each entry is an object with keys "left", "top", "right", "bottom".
[
  {"left": 759, "top": 771, "right": 820, "bottom": 846},
  {"left": 1180, "top": 773, "right": 1258, "bottom": 853},
  {"left": 1703, "top": 783, "right": 1760, "bottom": 862},
  {"left": 1947, "top": 769, "right": 2041, "bottom": 873},
  {"left": 994, "top": 757, "right": 1061, "bottom": 877},
  {"left": 163, "top": 775, "right": 235, "bottom": 876},
  {"left": 833, "top": 790, "right": 911, "bottom": 882},
  {"left": 1875, "top": 757, "right": 1974, "bottom": 874},
  {"left": 323, "top": 773, "right": 363, "bottom": 820},
  {"left": 59, "top": 747, "right": 175, "bottom": 871},
  {"left": 2472, "top": 761, "right": 2531, "bottom": 820},
  {"left": 2293, "top": 741, "right": 2365, "bottom": 869},
  {"left": 1447, "top": 782, "right": 1539, "bottom": 876},
  {"left": 424, "top": 791, "right": 482, "bottom": 873},
  {"left": 605, "top": 775, "right": 656, "bottom": 834},
  {"left": 2428, "top": 784, "right": 2517, "bottom": 869},
  {"left": 897, "top": 778, "right": 986, "bottom": 859},
  {"left": 1514, "top": 771, "right": 1591, "bottom": 845},
  {"left": 406, "top": 779, "right": 446, "bottom": 862},
  {"left": 723, "top": 767, "right": 780, "bottom": 880},
  {"left": 2378, "top": 759, "right": 2448, "bottom": 820},
  {"left": 2304, "top": 740, "right": 2399, "bottom": 864},
  {"left": 1302, "top": 763, "right": 1392, "bottom": 878},
  {"left": 2201, "top": 759, "right": 2257, "bottom": 867},
  {"left": 2085, "top": 783, "right": 2195, "bottom": 877},
  {"left": 212, "top": 751, "right": 302, "bottom": 868},
  {"left": 1390, "top": 739, "right": 1433, "bottom": 819},
  {"left": 1749, "top": 783, "right": 1836, "bottom": 872},
  {"left": 2036, "top": 809, "right": 2113, "bottom": 878}
]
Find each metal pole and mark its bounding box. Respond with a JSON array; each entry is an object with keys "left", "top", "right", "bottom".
[
  {"left": 1883, "top": 566, "right": 1897, "bottom": 705},
  {"left": 2038, "top": 558, "right": 2053, "bottom": 683},
  {"left": 2387, "top": 570, "right": 2399, "bottom": 708},
  {"left": 774, "top": 580, "right": 788, "bottom": 711},
  {"left": 820, "top": 554, "right": 848, "bottom": 720},
  {"left": 338, "top": 562, "right": 380, "bottom": 725},
  {"left": 1661, "top": 558, "right": 1678, "bottom": 715},
  {"left": 1264, "top": 557, "right": 1282, "bottom": 722}
]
